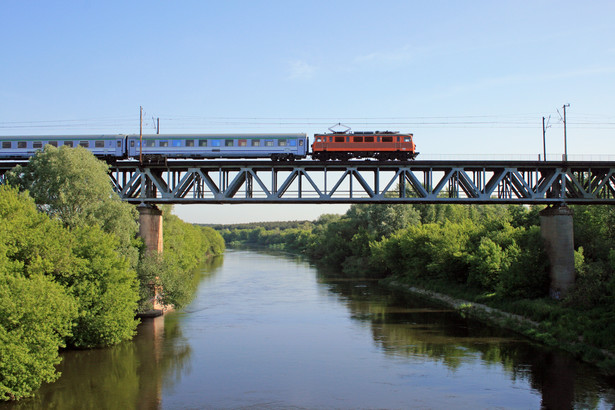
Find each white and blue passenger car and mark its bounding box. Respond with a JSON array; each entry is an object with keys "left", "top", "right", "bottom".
[
  {"left": 0, "top": 135, "right": 126, "bottom": 159},
  {"left": 0, "top": 133, "right": 309, "bottom": 161},
  {"left": 126, "top": 133, "right": 308, "bottom": 161}
]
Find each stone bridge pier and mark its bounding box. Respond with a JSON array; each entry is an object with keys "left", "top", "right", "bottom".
[{"left": 539, "top": 205, "right": 575, "bottom": 299}]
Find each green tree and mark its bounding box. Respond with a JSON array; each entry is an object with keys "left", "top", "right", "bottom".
[
  {"left": 0, "top": 186, "right": 78, "bottom": 401},
  {"left": 467, "top": 237, "right": 507, "bottom": 290},
  {"left": 6, "top": 145, "right": 139, "bottom": 267},
  {"left": 62, "top": 226, "right": 139, "bottom": 348},
  {"left": 5, "top": 148, "right": 142, "bottom": 348}
]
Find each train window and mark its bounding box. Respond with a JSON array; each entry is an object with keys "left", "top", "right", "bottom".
[
  {"left": 335, "top": 136, "right": 344, "bottom": 143},
  {"left": 329, "top": 137, "right": 333, "bottom": 142},
  {"left": 95, "top": 141, "right": 104, "bottom": 148},
  {"left": 265, "top": 140, "right": 274, "bottom": 147},
  {"left": 354, "top": 136, "right": 363, "bottom": 142},
  {"left": 130, "top": 141, "right": 135, "bottom": 147},
  {"left": 404, "top": 136, "right": 412, "bottom": 142},
  {"left": 383, "top": 136, "right": 393, "bottom": 142},
  {"left": 18, "top": 141, "right": 27, "bottom": 148},
  {"left": 299, "top": 140, "right": 303, "bottom": 146},
  {"left": 2, "top": 142, "right": 11, "bottom": 149},
  {"left": 278, "top": 139, "right": 287, "bottom": 146},
  {"left": 159, "top": 140, "right": 169, "bottom": 147},
  {"left": 376, "top": 137, "right": 380, "bottom": 142},
  {"left": 252, "top": 139, "right": 260, "bottom": 146},
  {"left": 33, "top": 141, "right": 43, "bottom": 149},
  {"left": 79, "top": 141, "right": 88, "bottom": 147},
  {"left": 117, "top": 141, "right": 122, "bottom": 148},
  {"left": 315, "top": 137, "right": 322, "bottom": 142},
  {"left": 225, "top": 140, "right": 234, "bottom": 147},
  {"left": 397, "top": 137, "right": 400, "bottom": 142},
  {"left": 64, "top": 141, "right": 73, "bottom": 147},
  {"left": 289, "top": 139, "right": 297, "bottom": 146},
  {"left": 238, "top": 139, "right": 247, "bottom": 147},
  {"left": 211, "top": 140, "right": 221, "bottom": 147},
  {"left": 186, "top": 140, "right": 195, "bottom": 147},
  {"left": 365, "top": 136, "right": 374, "bottom": 142},
  {"left": 49, "top": 141, "right": 58, "bottom": 147},
  {"left": 346, "top": 137, "right": 350, "bottom": 142},
  {"left": 172, "top": 140, "right": 182, "bottom": 147},
  {"left": 199, "top": 139, "right": 208, "bottom": 147}
]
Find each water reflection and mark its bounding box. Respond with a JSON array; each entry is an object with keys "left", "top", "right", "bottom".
[
  {"left": 3, "top": 251, "right": 614, "bottom": 409},
  {"left": 319, "top": 274, "right": 615, "bottom": 409},
  {"left": 2, "top": 256, "right": 223, "bottom": 410}
]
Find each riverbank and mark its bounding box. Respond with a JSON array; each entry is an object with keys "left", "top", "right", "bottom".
[{"left": 382, "top": 277, "right": 615, "bottom": 375}]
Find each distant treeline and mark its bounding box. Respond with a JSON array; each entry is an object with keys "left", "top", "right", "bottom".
[
  {"left": 204, "top": 220, "right": 313, "bottom": 231},
  {"left": 216, "top": 203, "right": 615, "bottom": 372},
  {"left": 0, "top": 146, "right": 225, "bottom": 401}
]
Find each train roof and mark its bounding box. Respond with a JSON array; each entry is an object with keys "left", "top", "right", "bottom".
[
  {"left": 314, "top": 131, "right": 411, "bottom": 135},
  {"left": 0, "top": 133, "right": 308, "bottom": 140},
  {"left": 126, "top": 133, "right": 307, "bottom": 138},
  {"left": 0, "top": 134, "right": 127, "bottom": 140}
]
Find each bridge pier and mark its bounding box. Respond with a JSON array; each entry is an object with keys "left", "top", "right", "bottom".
[
  {"left": 138, "top": 204, "right": 163, "bottom": 254},
  {"left": 137, "top": 204, "right": 165, "bottom": 313},
  {"left": 539, "top": 205, "right": 575, "bottom": 299}
]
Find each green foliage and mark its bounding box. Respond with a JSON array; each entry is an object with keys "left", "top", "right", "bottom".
[
  {"left": 0, "top": 272, "right": 76, "bottom": 401},
  {"left": 61, "top": 226, "right": 139, "bottom": 348},
  {"left": 209, "top": 220, "right": 313, "bottom": 231},
  {"left": 6, "top": 145, "right": 139, "bottom": 268},
  {"left": 136, "top": 210, "right": 226, "bottom": 311},
  {"left": 496, "top": 226, "right": 549, "bottom": 298},
  {"left": 0, "top": 150, "right": 227, "bottom": 399},
  {"left": 467, "top": 237, "right": 507, "bottom": 290},
  {"left": 0, "top": 186, "right": 78, "bottom": 401}
]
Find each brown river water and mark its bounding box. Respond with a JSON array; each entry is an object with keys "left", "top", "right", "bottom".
[{"left": 5, "top": 249, "right": 615, "bottom": 409}]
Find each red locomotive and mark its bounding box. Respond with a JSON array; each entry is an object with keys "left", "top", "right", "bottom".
[{"left": 311, "top": 130, "right": 418, "bottom": 161}]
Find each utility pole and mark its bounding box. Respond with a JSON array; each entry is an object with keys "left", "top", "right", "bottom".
[
  {"left": 139, "top": 106, "right": 143, "bottom": 164},
  {"left": 156, "top": 117, "right": 160, "bottom": 134},
  {"left": 563, "top": 103, "right": 570, "bottom": 161},
  {"left": 542, "top": 117, "right": 547, "bottom": 161}
]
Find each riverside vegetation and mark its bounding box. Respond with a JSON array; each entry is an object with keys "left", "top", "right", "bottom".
[
  {"left": 216, "top": 203, "right": 615, "bottom": 372},
  {"left": 0, "top": 146, "right": 224, "bottom": 401}
]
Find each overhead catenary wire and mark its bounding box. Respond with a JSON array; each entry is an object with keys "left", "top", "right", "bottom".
[{"left": 0, "top": 113, "right": 614, "bottom": 134}]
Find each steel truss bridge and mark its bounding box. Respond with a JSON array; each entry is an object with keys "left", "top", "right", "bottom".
[
  {"left": 2, "top": 160, "right": 615, "bottom": 204},
  {"left": 112, "top": 160, "right": 615, "bottom": 204}
]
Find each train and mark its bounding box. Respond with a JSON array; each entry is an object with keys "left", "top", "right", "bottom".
[{"left": 0, "top": 131, "right": 418, "bottom": 162}]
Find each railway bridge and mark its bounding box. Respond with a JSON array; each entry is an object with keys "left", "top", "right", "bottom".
[{"left": 3, "top": 158, "right": 615, "bottom": 297}]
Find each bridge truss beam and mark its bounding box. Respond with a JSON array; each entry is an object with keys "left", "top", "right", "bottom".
[{"left": 103, "top": 160, "right": 615, "bottom": 204}]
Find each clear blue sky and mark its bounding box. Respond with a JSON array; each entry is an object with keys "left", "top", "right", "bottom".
[{"left": 2, "top": 1, "right": 614, "bottom": 223}]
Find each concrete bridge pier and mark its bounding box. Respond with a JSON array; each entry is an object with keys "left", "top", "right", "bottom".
[
  {"left": 138, "top": 204, "right": 163, "bottom": 254},
  {"left": 137, "top": 204, "right": 165, "bottom": 313},
  {"left": 539, "top": 205, "right": 575, "bottom": 299}
]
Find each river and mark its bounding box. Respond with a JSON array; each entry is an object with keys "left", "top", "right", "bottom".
[{"left": 5, "top": 249, "right": 615, "bottom": 409}]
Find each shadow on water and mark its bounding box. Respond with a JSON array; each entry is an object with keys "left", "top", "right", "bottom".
[{"left": 319, "top": 273, "right": 615, "bottom": 409}]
